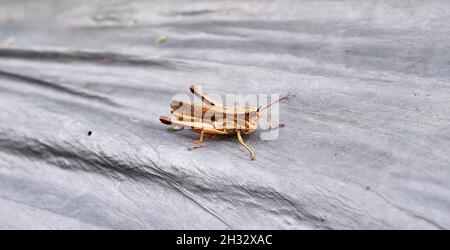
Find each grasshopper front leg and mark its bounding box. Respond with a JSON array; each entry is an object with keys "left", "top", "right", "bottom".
[
  {"left": 237, "top": 130, "right": 256, "bottom": 160},
  {"left": 266, "top": 113, "right": 285, "bottom": 130},
  {"left": 188, "top": 129, "right": 205, "bottom": 151}
]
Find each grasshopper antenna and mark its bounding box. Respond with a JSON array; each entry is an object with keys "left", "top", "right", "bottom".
[{"left": 257, "top": 95, "right": 289, "bottom": 112}]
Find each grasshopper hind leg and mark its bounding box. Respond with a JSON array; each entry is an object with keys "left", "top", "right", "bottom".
[
  {"left": 167, "top": 125, "right": 183, "bottom": 132},
  {"left": 188, "top": 129, "right": 205, "bottom": 151},
  {"left": 237, "top": 130, "right": 256, "bottom": 160}
]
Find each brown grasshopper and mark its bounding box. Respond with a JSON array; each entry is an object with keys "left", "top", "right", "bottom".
[{"left": 159, "top": 85, "right": 287, "bottom": 160}]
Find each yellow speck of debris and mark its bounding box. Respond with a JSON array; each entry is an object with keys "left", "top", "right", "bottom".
[
  {"left": 155, "top": 35, "right": 167, "bottom": 44},
  {"left": 2, "top": 37, "right": 16, "bottom": 47}
]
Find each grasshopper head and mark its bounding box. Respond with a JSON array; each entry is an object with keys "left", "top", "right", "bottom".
[{"left": 248, "top": 95, "right": 288, "bottom": 130}]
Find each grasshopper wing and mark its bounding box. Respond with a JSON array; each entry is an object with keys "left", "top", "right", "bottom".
[{"left": 170, "top": 99, "right": 225, "bottom": 124}]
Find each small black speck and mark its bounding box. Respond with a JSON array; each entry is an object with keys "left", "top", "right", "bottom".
[
  {"left": 334, "top": 153, "right": 338, "bottom": 156},
  {"left": 88, "top": 131, "right": 92, "bottom": 136},
  {"left": 365, "top": 186, "right": 370, "bottom": 191}
]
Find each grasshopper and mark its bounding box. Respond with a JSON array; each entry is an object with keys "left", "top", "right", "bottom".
[{"left": 159, "top": 85, "right": 287, "bottom": 160}]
